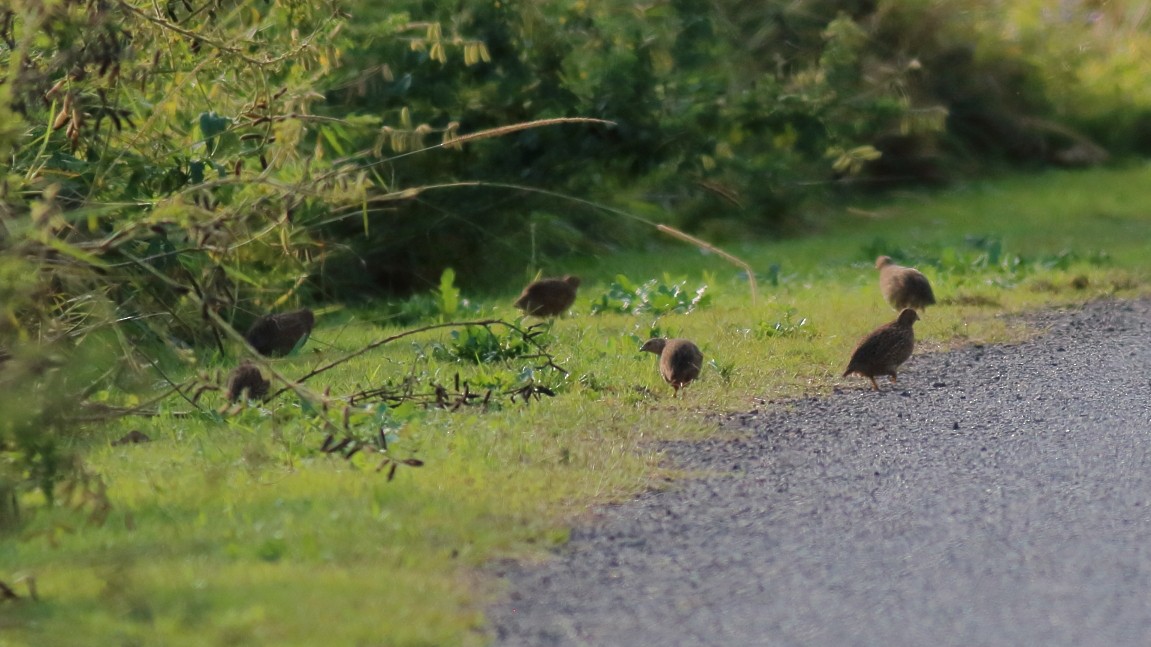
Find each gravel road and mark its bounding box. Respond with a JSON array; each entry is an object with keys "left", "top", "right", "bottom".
[{"left": 489, "top": 298, "right": 1151, "bottom": 647}]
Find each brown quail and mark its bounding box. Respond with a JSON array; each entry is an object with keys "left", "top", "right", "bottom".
[
  {"left": 641, "top": 337, "right": 704, "bottom": 398},
  {"left": 843, "top": 308, "right": 919, "bottom": 391},
  {"left": 245, "top": 308, "right": 315, "bottom": 356},
  {"left": 876, "top": 256, "right": 936, "bottom": 311},
  {"left": 514, "top": 275, "right": 580, "bottom": 317},
  {"left": 226, "top": 361, "right": 270, "bottom": 402}
]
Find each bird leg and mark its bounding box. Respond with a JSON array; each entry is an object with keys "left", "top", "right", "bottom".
[
  {"left": 868, "top": 376, "right": 879, "bottom": 391},
  {"left": 889, "top": 374, "right": 898, "bottom": 383}
]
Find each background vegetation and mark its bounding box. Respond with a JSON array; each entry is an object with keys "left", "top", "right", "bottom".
[{"left": 2, "top": 0, "right": 1151, "bottom": 643}]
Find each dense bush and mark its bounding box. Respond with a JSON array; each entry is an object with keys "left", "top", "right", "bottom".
[
  {"left": 309, "top": 0, "right": 1151, "bottom": 294},
  {"left": 0, "top": 0, "right": 359, "bottom": 507}
]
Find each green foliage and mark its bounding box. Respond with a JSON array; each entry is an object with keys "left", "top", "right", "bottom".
[
  {"left": 754, "top": 308, "right": 814, "bottom": 339},
  {"left": 590, "top": 275, "right": 712, "bottom": 315},
  {"left": 864, "top": 236, "right": 1114, "bottom": 289},
  {"left": 306, "top": 0, "right": 1151, "bottom": 294},
  {"left": 435, "top": 325, "right": 540, "bottom": 365},
  {"left": 706, "top": 358, "right": 735, "bottom": 384},
  {"left": 384, "top": 292, "right": 482, "bottom": 326},
  {"left": 0, "top": 0, "right": 367, "bottom": 521},
  {"left": 437, "top": 268, "right": 462, "bottom": 319},
  {"left": 309, "top": 0, "right": 976, "bottom": 291}
]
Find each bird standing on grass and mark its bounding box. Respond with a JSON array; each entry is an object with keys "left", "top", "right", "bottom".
[
  {"left": 514, "top": 275, "right": 580, "bottom": 317},
  {"left": 245, "top": 308, "right": 315, "bottom": 356},
  {"left": 876, "top": 256, "right": 936, "bottom": 311},
  {"left": 641, "top": 337, "right": 704, "bottom": 398},
  {"left": 226, "top": 361, "right": 270, "bottom": 402},
  {"left": 843, "top": 308, "right": 919, "bottom": 391}
]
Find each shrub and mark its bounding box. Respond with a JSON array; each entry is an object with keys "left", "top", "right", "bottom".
[{"left": 0, "top": 0, "right": 358, "bottom": 513}]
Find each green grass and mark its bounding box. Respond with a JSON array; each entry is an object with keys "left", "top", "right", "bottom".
[{"left": 2, "top": 165, "right": 1150, "bottom": 646}]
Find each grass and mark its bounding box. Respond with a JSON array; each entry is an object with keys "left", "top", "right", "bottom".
[{"left": 2, "top": 165, "right": 1150, "bottom": 646}]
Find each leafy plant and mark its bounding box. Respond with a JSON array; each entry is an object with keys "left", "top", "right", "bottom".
[
  {"left": 436, "top": 326, "right": 534, "bottom": 364},
  {"left": 754, "top": 308, "right": 814, "bottom": 339},
  {"left": 590, "top": 275, "right": 711, "bottom": 316},
  {"left": 707, "top": 358, "right": 736, "bottom": 384},
  {"left": 437, "top": 268, "right": 462, "bottom": 319}
]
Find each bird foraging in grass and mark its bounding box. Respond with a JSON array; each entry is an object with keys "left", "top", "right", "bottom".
[
  {"left": 514, "top": 275, "right": 580, "bottom": 317},
  {"left": 876, "top": 256, "right": 936, "bottom": 312},
  {"left": 843, "top": 308, "right": 919, "bottom": 391},
  {"left": 641, "top": 337, "right": 703, "bottom": 398},
  {"left": 226, "top": 360, "right": 270, "bottom": 402},
  {"left": 245, "top": 308, "right": 315, "bottom": 356}
]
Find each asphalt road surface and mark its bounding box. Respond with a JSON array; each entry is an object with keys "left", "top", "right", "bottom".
[{"left": 489, "top": 298, "right": 1151, "bottom": 647}]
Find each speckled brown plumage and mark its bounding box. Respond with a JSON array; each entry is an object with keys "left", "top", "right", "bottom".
[
  {"left": 843, "top": 308, "right": 919, "bottom": 391},
  {"left": 641, "top": 337, "right": 704, "bottom": 397},
  {"left": 876, "top": 256, "right": 936, "bottom": 311},
  {"left": 226, "top": 361, "right": 270, "bottom": 402},
  {"left": 514, "top": 275, "right": 580, "bottom": 317},
  {"left": 245, "top": 308, "right": 315, "bottom": 356}
]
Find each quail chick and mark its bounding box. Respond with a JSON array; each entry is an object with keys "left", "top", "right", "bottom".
[
  {"left": 843, "top": 308, "right": 919, "bottom": 391},
  {"left": 245, "top": 308, "right": 315, "bottom": 356},
  {"left": 641, "top": 337, "right": 704, "bottom": 398},
  {"left": 226, "top": 361, "right": 270, "bottom": 402},
  {"left": 876, "top": 256, "right": 936, "bottom": 311},
  {"left": 514, "top": 275, "right": 580, "bottom": 317}
]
